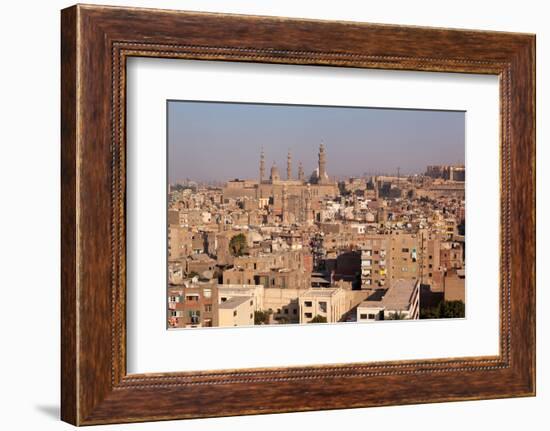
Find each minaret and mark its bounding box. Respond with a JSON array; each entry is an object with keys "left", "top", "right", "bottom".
[
  {"left": 287, "top": 150, "right": 292, "bottom": 180},
  {"left": 259, "top": 147, "right": 265, "bottom": 183},
  {"left": 298, "top": 162, "right": 304, "bottom": 182},
  {"left": 318, "top": 142, "right": 327, "bottom": 183}
]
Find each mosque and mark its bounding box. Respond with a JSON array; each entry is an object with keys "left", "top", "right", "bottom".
[{"left": 222, "top": 143, "right": 339, "bottom": 223}]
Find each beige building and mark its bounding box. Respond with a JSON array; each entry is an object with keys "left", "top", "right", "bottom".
[
  {"left": 298, "top": 287, "right": 350, "bottom": 323},
  {"left": 167, "top": 226, "right": 194, "bottom": 260},
  {"left": 357, "top": 279, "right": 420, "bottom": 322},
  {"left": 444, "top": 269, "right": 466, "bottom": 302},
  {"left": 263, "top": 287, "right": 304, "bottom": 323},
  {"left": 359, "top": 234, "right": 391, "bottom": 287},
  {"left": 217, "top": 296, "right": 256, "bottom": 327},
  {"left": 217, "top": 284, "right": 265, "bottom": 311},
  {"left": 389, "top": 232, "right": 421, "bottom": 282}
]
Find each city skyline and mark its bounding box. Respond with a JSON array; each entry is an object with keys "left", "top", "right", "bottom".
[
  {"left": 167, "top": 100, "right": 466, "bottom": 329},
  {"left": 168, "top": 101, "right": 465, "bottom": 183}
]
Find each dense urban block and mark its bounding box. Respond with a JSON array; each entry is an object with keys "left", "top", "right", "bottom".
[{"left": 167, "top": 144, "right": 465, "bottom": 328}]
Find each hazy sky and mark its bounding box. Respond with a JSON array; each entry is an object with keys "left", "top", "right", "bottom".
[{"left": 168, "top": 101, "right": 464, "bottom": 183}]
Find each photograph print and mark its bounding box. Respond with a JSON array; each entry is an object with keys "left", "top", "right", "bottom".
[{"left": 167, "top": 101, "right": 466, "bottom": 329}]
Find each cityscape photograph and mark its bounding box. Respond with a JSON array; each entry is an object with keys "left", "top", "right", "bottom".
[{"left": 167, "top": 101, "right": 466, "bottom": 329}]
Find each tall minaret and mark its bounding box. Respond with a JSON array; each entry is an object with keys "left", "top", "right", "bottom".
[
  {"left": 298, "top": 162, "right": 304, "bottom": 182},
  {"left": 259, "top": 147, "right": 265, "bottom": 183},
  {"left": 287, "top": 150, "right": 292, "bottom": 180},
  {"left": 318, "top": 142, "right": 327, "bottom": 183}
]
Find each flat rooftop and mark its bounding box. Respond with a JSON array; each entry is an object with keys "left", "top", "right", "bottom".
[
  {"left": 359, "top": 279, "right": 417, "bottom": 311},
  {"left": 218, "top": 296, "right": 251, "bottom": 309},
  {"left": 300, "top": 287, "right": 340, "bottom": 298}
]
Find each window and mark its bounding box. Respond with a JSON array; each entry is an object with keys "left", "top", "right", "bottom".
[
  {"left": 188, "top": 310, "right": 200, "bottom": 324},
  {"left": 319, "top": 301, "right": 327, "bottom": 313},
  {"left": 368, "top": 313, "right": 376, "bottom": 319},
  {"left": 305, "top": 312, "right": 313, "bottom": 318},
  {"left": 293, "top": 309, "right": 297, "bottom": 315},
  {"left": 233, "top": 310, "right": 237, "bottom": 317},
  {"left": 284, "top": 308, "right": 289, "bottom": 314},
  {"left": 221, "top": 297, "right": 227, "bottom": 302},
  {"left": 204, "top": 304, "right": 212, "bottom": 312},
  {"left": 203, "top": 289, "right": 211, "bottom": 298},
  {"left": 304, "top": 301, "right": 312, "bottom": 307},
  {"left": 402, "top": 248, "right": 409, "bottom": 252},
  {"left": 360, "top": 313, "right": 368, "bottom": 319},
  {"left": 250, "top": 300, "right": 254, "bottom": 306},
  {"left": 250, "top": 313, "right": 253, "bottom": 319},
  {"left": 429, "top": 272, "right": 433, "bottom": 277}
]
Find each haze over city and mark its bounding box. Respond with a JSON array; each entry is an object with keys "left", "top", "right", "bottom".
[{"left": 168, "top": 101, "right": 465, "bottom": 183}]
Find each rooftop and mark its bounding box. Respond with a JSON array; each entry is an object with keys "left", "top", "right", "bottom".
[
  {"left": 360, "top": 279, "right": 418, "bottom": 311},
  {"left": 218, "top": 296, "right": 252, "bottom": 309},
  {"left": 300, "top": 287, "right": 341, "bottom": 298}
]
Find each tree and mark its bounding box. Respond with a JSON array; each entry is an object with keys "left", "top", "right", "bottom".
[
  {"left": 254, "top": 310, "right": 272, "bottom": 325},
  {"left": 275, "top": 316, "right": 289, "bottom": 325},
  {"left": 229, "top": 233, "right": 248, "bottom": 257},
  {"left": 420, "top": 307, "right": 440, "bottom": 319},
  {"left": 388, "top": 311, "right": 406, "bottom": 320},
  {"left": 420, "top": 300, "right": 465, "bottom": 319},
  {"left": 439, "top": 300, "right": 465, "bottom": 318},
  {"left": 309, "top": 315, "right": 328, "bottom": 323}
]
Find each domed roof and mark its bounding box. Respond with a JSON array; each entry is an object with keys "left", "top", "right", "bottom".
[{"left": 270, "top": 164, "right": 280, "bottom": 181}]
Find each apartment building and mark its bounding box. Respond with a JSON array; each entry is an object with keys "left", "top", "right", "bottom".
[
  {"left": 167, "top": 284, "right": 217, "bottom": 328},
  {"left": 357, "top": 279, "right": 420, "bottom": 322},
  {"left": 217, "top": 296, "right": 255, "bottom": 327},
  {"left": 298, "top": 287, "right": 349, "bottom": 323}
]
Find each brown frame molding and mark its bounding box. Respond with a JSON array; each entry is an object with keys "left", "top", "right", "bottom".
[{"left": 61, "top": 4, "right": 535, "bottom": 425}]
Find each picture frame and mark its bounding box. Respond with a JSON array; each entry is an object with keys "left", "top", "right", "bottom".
[{"left": 61, "top": 4, "right": 535, "bottom": 425}]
